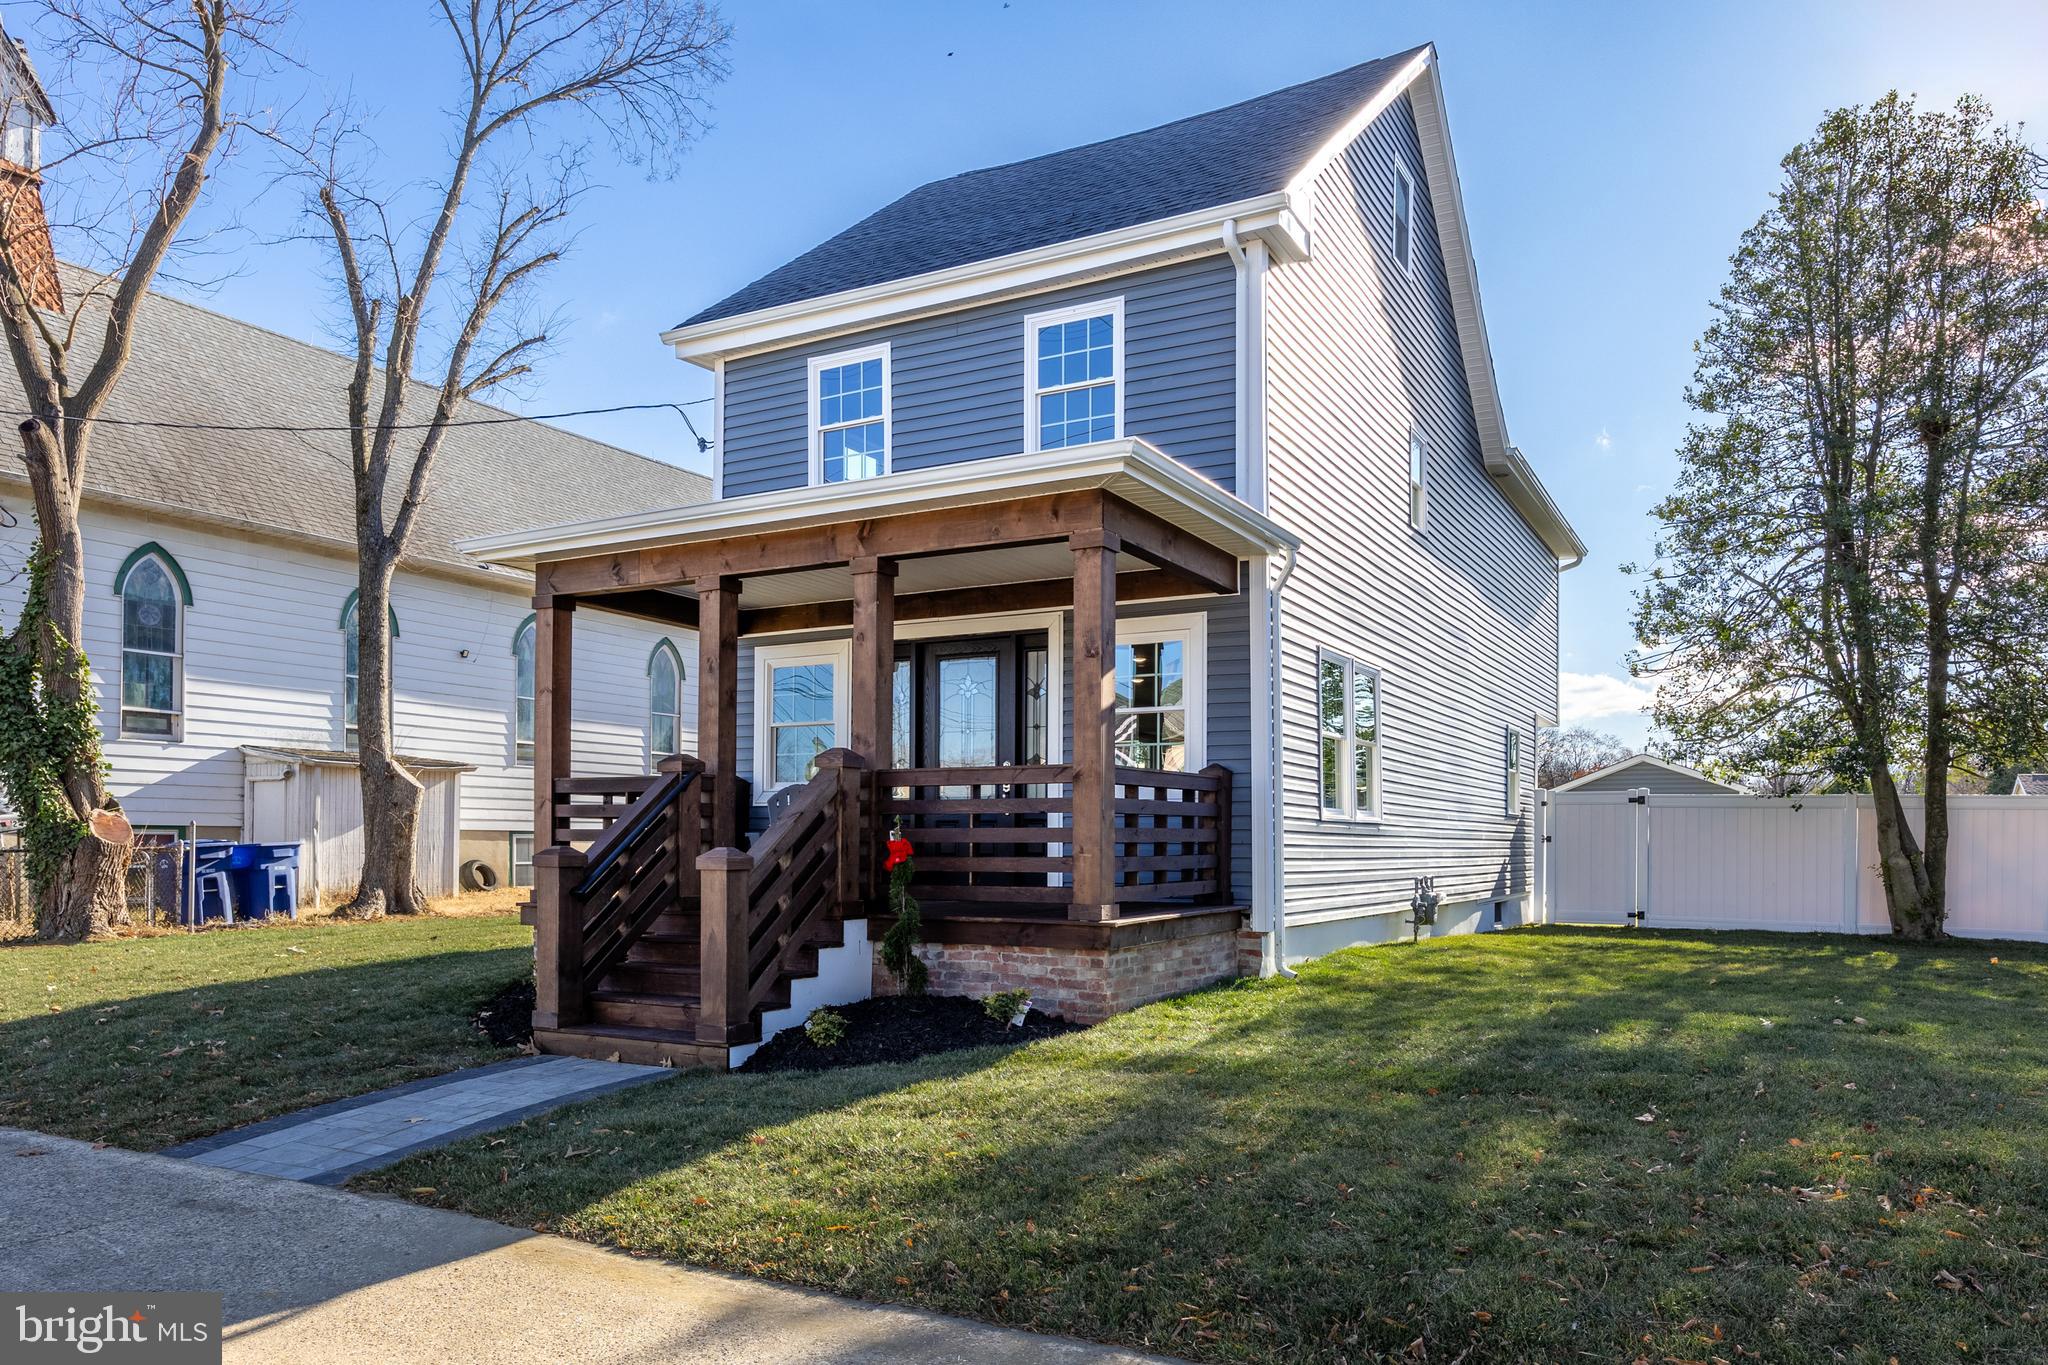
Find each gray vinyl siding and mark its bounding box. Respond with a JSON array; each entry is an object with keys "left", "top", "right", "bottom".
[
  {"left": 1265, "top": 92, "right": 1560, "bottom": 927},
  {"left": 1565, "top": 765, "right": 1733, "bottom": 796},
  {"left": 732, "top": 586, "right": 1252, "bottom": 904},
  {"left": 720, "top": 254, "right": 1239, "bottom": 496}
]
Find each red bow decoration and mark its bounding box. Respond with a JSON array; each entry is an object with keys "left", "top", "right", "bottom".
[{"left": 884, "top": 836, "right": 914, "bottom": 871}]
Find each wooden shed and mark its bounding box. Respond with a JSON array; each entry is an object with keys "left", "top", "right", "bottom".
[{"left": 240, "top": 746, "right": 472, "bottom": 904}]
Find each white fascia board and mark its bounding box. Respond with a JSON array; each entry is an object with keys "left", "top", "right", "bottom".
[
  {"left": 457, "top": 438, "right": 1300, "bottom": 571},
  {"left": 661, "top": 194, "right": 1306, "bottom": 367}
]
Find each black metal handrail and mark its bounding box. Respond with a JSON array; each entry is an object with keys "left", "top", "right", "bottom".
[{"left": 573, "top": 769, "right": 698, "bottom": 898}]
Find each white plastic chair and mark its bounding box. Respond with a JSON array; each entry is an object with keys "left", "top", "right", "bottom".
[
  {"left": 266, "top": 864, "right": 299, "bottom": 919},
  {"left": 198, "top": 870, "right": 235, "bottom": 924}
]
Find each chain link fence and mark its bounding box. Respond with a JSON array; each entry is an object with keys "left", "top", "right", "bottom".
[
  {"left": 1, "top": 827, "right": 29, "bottom": 938},
  {"left": 0, "top": 830, "right": 195, "bottom": 936}
]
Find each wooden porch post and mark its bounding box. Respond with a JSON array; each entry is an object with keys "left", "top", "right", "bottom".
[
  {"left": 696, "top": 846, "right": 753, "bottom": 1046},
  {"left": 696, "top": 574, "right": 740, "bottom": 849},
  {"left": 532, "top": 593, "right": 575, "bottom": 847},
  {"left": 1070, "top": 528, "right": 1121, "bottom": 922},
  {"left": 849, "top": 556, "right": 897, "bottom": 766},
  {"left": 532, "top": 844, "right": 586, "bottom": 1030}
]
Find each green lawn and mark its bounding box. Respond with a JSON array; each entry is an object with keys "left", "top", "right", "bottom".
[
  {"left": 363, "top": 929, "right": 2048, "bottom": 1364},
  {"left": 0, "top": 913, "right": 529, "bottom": 1149}
]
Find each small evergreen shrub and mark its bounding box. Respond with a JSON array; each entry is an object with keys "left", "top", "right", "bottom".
[
  {"left": 982, "top": 989, "right": 1032, "bottom": 1025},
  {"left": 804, "top": 1007, "right": 848, "bottom": 1048}
]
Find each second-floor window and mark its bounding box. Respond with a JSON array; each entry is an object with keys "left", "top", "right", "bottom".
[
  {"left": 1392, "top": 161, "right": 1416, "bottom": 274},
  {"left": 810, "top": 343, "right": 889, "bottom": 484},
  {"left": 1027, "top": 297, "right": 1122, "bottom": 452}
]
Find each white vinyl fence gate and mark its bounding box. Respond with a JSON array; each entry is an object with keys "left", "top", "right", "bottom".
[{"left": 1536, "top": 790, "right": 2048, "bottom": 942}]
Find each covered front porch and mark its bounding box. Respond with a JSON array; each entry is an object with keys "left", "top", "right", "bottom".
[{"left": 476, "top": 440, "right": 1294, "bottom": 1062}]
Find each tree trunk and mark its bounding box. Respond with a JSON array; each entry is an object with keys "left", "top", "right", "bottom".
[
  {"left": 15, "top": 420, "right": 130, "bottom": 941},
  {"left": 337, "top": 563, "right": 426, "bottom": 918},
  {"left": 1868, "top": 765, "right": 1938, "bottom": 938}
]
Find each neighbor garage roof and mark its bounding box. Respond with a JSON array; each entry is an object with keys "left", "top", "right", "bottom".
[{"left": 679, "top": 45, "right": 1426, "bottom": 327}]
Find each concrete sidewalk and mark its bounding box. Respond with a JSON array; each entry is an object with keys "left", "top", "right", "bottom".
[{"left": 2, "top": 1128, "right": 1174, "bottom": 1364}]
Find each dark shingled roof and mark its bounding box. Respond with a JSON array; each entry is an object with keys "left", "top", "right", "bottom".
[
  {"left": 680, "top": 45, "right": 1427, "bottom": 328},
  {"left": 27, "top": 265, "right": 708, "bottom": 581}
]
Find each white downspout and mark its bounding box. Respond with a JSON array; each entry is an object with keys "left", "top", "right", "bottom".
[
  {"left": 1225, "top": 216, "right": 1296, "bottom": 978},
  {"left": 1266, "top": 542, "right": 1298, "bottom": 977}
]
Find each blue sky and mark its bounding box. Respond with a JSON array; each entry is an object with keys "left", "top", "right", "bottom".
[{"left": 115, "top": 0, "right": 2048, "bottom": 746}]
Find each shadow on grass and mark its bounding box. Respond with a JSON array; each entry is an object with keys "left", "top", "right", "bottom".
[
  {"left": 372, "top": 928, "right": 2048, "bottom": 1363},
  {"left": 0, "top": 922, "right": 530, "bottom": 1149}
]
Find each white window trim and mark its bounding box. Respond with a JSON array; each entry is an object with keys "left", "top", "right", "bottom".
[
  {"left": 751, "top": 638, "right": 851, "bottom": 792},
  {"left": 1408, "top": 426, "right": 1429, "bottom": 532},
  {"left": 647, "top": 642, "right": 685, "bottom": 770},
  {"left": 118, "top": 553, "right": 183, "bottom": 742},
  {"left": 1113, "top": 610, "right": 1207, "bottom": 773},
  {"left": 807, "top": 342, "right": 892, "bottom": 486},
  {"left": 513, "top": 619, "right": 537, "bottom": 768},
  {"left": 1317, "top": 650, "right": 1383, "bottom": 823},
  {"left": 1504, "top": 725, "right": 1523, "bottom": 818},
  {"left": 1391, "top": 158, "right": 1419, "bottom": 277},
  {"left": 341, "top": 604, "right": 395, "bottom": 752},
  {"left": 1022, "top": 295, "right": 1125, "bottom": 454},
  {"left": 510, "top": 831, "right": 534, "bottom": 889}
]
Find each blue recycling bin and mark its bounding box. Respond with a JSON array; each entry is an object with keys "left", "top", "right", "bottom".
[
  {"left": 182, "top": 840, "right": 238, "bottom": 925},
  {"left": 230, "top": 842, "right": 303, "bottom": 920}
]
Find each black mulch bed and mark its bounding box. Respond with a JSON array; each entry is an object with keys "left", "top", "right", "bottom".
[
  {"left": 474, "top": 976, "right": 536, "bottom": 1048},
  {"left": 739, "top": 993, "right": 1080, "bottom": 1073}
]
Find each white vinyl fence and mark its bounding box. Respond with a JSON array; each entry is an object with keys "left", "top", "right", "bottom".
[{"left": 1536, "top": 790, "right": 2048, "bottom": 941}]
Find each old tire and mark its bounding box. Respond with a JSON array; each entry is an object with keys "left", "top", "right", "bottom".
[{"left": 459, "top": 859, "right": 500, "bottom": 893}]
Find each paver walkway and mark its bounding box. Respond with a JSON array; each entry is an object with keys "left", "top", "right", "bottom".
[
  {"left": 159, "top": 1055, "right": 672, "bottom": 1184},
  {"left": 4, "top": 1129, "right": 1173, "bottom": 1363}
]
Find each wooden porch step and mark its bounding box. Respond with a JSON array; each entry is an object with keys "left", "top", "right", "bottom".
[
  {"left": 624, "top": 930, "right": 700, "bottom": 966},
  {"left": 590, "top": 989, "right": 700, "bottom": 1032},
  {"left": 600, "top": 961, "right": 701, "bottom": 996},
  {"left": 532, "top": 1022, "right": 738, "bottom": 1069}
]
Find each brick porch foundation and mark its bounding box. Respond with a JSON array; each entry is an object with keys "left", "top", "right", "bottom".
[{"left": 872, "top": 921, "right": 1245, "bottom": 1023}]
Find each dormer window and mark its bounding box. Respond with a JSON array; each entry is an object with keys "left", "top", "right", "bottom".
[
  {"left": 1392, "top": 162, "right": 1416, "bottom": 273},
  {"left": 1026, "top": 297, "right": 1122, "bottom": 452},
  {"left": 809, "top": 344, "right": 889, "bottom": 484}
]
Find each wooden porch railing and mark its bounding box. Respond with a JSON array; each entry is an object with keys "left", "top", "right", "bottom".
[
  {"left": 548, "top": 766, "right": 751, "bottom": 848},
  {"left": 1113, "top": 764, "right": 1232, "bottom": 904},
  {"left": 876, "top": 761, "right": 1233, "bottom": 909},
  {"left": 696, "top": 750, "right": 868, "bottom": 1046},
  {"left": 532, "top": 754, "right": 714, "bottom": 1031}
]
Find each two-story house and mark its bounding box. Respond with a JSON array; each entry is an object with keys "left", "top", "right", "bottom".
[{"left": 467, "top": 43, "right": 1584, "bottom": 1066}]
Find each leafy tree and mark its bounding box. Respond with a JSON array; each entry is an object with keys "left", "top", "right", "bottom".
[
  {"left": 1632, "top": 94, "right": 2048, "bottom": 939},
  {"left": 1535, "top": 725, "right": 1630, "bottom": 789}
]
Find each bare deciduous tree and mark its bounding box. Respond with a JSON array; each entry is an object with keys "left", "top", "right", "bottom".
[
  {"left": 288, "top": 0, "right": 729, "bottom": 918},
  {"left": 1536, "top": 725, "right": 1631, "bottom": 789},
  {"left": 0, "top": 1, "right": 285, "bottom": 941}
]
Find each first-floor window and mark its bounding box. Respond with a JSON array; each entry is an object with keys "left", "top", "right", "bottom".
[
  {"left": 1112, "top": 616, "right": 1206, "bottom": 773},
  {"left": 513, "top": 617, "right": 536, "bottom": 764},
  {"left": 754, "top": 641, "right": 849, "bottom": 789},
  {"left": 118, "top": 549, "right": 185, "bottom": 739},
  {"left": 1319, "top": 651, "right": 1380, "bottom": 819},
  {"left": 342, "top": 593, "right": 397, "bottom": 750},
  {"left": 1504, "top": 726, "right": 1523, "bottom": 816},
  {"left": 648, "top": 640, "right": 684, "bottom": 763},
  {"left": 510, "top": 832, "right": 533, "bottom": 889}
]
